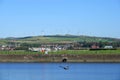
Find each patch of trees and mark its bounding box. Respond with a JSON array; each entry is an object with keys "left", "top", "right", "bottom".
[
  {"left": 77, "top": 41, "right": 120, "bottom": 48},
  {"left": 15, "top": 43, "right": 41, "bottom": 50},
  {"left": 20, "top": 43, "right": 41, "bottom": 47}
]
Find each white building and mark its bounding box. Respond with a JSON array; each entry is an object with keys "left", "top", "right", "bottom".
[
  {"left": 104, "top": 46, "right": 113, "bottom": 49},
  {"left": 29, "top": 47, "right": 51, "bottom": 52}
]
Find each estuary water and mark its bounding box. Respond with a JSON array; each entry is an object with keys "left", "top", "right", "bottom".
[{"left": 0, "top": 63, "right": 120, "bottom": 80}]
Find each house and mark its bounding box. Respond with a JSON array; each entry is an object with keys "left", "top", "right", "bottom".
[
  {"left": 28, "top": 47, "right": 51, "bottom": 53},
  {"left": 104, "top": 46, "right": 113, "bottom": 49},
  {"left": 0, "top": 44, "right": 15, "bottom": 51},
  {"left": 91, "top": 44, "right": 99, "bottom": 49}
]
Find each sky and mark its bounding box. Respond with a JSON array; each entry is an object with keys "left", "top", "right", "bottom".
[{"left": 0, "top": 0, "right": 120, "bottom": 38}]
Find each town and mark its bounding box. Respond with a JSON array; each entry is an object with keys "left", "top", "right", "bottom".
[{"left": 0, "top": 35, "right": 120, "bottom": 54}]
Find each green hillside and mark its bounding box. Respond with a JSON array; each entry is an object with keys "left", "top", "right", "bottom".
[{"left": 0, "top": 35, "right": 120, "bottom": 44}]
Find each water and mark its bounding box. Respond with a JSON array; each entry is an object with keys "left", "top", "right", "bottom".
[{"left": 0, "top": 63, "right": 120, "bottom": 80}]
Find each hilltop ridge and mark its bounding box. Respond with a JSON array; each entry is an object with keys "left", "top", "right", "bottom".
[{"left": 0, "top": 35, "right": 120, "bottom": 44}]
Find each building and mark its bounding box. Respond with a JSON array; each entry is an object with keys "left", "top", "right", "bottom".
[{"left": 104, "top": 46, "right": 113, "bottom": 49}]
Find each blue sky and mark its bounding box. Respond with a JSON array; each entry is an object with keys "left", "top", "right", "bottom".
[{"left": 0, "top": 0, "right": 120, "bottom": 38}]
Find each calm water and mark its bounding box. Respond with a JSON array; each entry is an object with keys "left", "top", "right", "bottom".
[{"left": 0, "top": 63, "right": 120, "bottom": 80}]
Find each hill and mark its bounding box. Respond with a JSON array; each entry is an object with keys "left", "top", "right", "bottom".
[{"left": 0, "top": 35, "right": 120, "bottom": 45}]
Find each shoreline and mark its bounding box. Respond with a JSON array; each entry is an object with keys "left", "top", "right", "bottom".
[{"left": 0, "top": 54, "right": 120, "bottom": 63}]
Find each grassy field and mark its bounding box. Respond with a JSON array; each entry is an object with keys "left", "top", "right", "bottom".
[
  {"left": 49, "top": 50, "right": 120, "bottom": 54},
  {"left": 0, "top": 35, "right": 119, "bottom": 44},
  {"left": 0, "top": 50, "right": 38, "bottom": 55},
  {"left": 0, "top": 50, "right": 120, "bottom": 55}
]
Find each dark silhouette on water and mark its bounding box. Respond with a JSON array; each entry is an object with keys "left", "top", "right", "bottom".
[{"left": 59, "top": 66, "right": 69, "bottom": 70}]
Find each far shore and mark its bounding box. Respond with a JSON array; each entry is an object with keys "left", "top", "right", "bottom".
[{"left": 0, "top": 54, "right": 120, "bottom": 63}]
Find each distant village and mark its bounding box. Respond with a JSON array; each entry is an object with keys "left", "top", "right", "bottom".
[{"left": 0, "top": 41, "right": 116, "bottom": 54}]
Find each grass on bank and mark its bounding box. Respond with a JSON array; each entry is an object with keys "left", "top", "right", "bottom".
[
  {"left": 0, "top": 50, "right": 120, "bottom": 55},
  {"left": 49, "top": 50, "right": 120, "bottom": 54}
]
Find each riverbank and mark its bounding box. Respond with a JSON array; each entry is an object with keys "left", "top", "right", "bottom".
[{"left": 0, "top": 54, "right": 120, "bottom": 62}]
